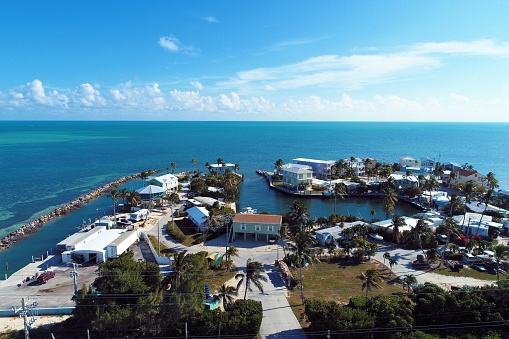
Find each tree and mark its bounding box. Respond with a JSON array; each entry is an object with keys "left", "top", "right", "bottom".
[
  {"left": 389, "top": 257, "right": 398, "bottom": 270},
  {"left": 274, "top": 158, "right": 284, "bottom": 177},
  {"left": 225, "top": 246, "right": 239, "bottom": 272},
  {"left": 383, "top": 252, "right": 391, "bottom": 264},
  {"left": 382, "top": 188, "right": 397, "bottom": 219},
  {"left": 191, "top": 158, "right": 198, "bottom": 175},
  {"left": 484, "top": 172, "right": 499, "bottom": 190},
  {"left": 289, "top": 200, "right": 309, "bottom": 232},
  {"left": 361, "top": 269, "right": 382, "bottom": 299},
  {"left": 402, "top": 274, "right": 417, "bottom": 292},
  {"left": 423, "top": 177, "right": 439, "bottom": 209},
  {"left": 332, "top": 182, "right": 347, "bottom": 214},
  {"left": 217, "top": 284, "right": 238, "bottom": 310},
  {"left": 170, "top": 162, "right": 177, "bottom": 173},
  {"left": 107, "top": 189, "right": 120, "bottom": 226},
  {"left": 168, "top": 251, "right": 190, "bottom": 291},
  {"left": 390, "top": 215, "right": 406, "bottom": 244},
  {"left": 493, "top": 244, "right": 509, "bottom": 287},
  {"left": 127, "top": 189, "right": 141, "bottom": 208},
  {"left": 235, "top": 259, "right": 268, "bottom": 300},
  {"left": 289, "top": 230, "right": 317, "bottom": 300},
  {"left": 140, "top": 171, "right": 149, "bottom": 187},
  {"left": 438, "top": 217, "right": 461, "bottom": 268}
]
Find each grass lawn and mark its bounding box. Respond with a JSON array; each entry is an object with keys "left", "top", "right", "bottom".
[
  {"left": 205, "top": 269, "right": 237, "bottom": 294},
  {"left": 147, "top": 234, "right": 177, "bottom": 256},
  {"left": 287, "top": 259, "right": 406, "bottom": 327},
  {"left": 169, "top": 219, "right": 205, "bottom": 247}
]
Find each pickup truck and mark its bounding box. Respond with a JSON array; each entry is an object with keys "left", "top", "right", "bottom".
[{"left": 37, "top": 271, "right": 55, "bottom": 284}]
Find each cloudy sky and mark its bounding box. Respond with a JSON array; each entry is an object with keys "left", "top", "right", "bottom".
[{"left": 1, "top": 1, "right": 509, "bottom": 121}]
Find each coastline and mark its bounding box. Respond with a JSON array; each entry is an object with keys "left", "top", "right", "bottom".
[{"left": 0, "top": 173, "right": 142, "bottom": 253}]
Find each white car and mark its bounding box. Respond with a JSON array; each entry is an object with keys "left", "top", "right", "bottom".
[{"left": 369, "top": 234, "right": 383, "bottom": 241}]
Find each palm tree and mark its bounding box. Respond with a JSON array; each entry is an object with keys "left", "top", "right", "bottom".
[
  {"left": 127, "top": 190, "right": 141, "bottom": 209},
  {"left": 225, "top": 246, "right": 239, "bottom": 272},
  {"left": 361, "top": 269, "right": 382, "bottom": 299},
  {"left": 424, "top": 177, "right": 439, "bottom": 209},
  {"left": 438, "top": 217, "right": 461, "bottom": 268},
  {"left": 233, "top": 163, "right": 240, "bottom": 173},
  {"left": 389, "top": 257, "right": 398, "bottom": 270},
  {"left": 370, "top": 209, "right": 376, "bottom": 222},
  {"left": 140, "top": 171, "right": 149, "bottom": 187},
  {"left": 289, "top": 200, "right": 309, "bottom": 231},
  {"left": 402, "top": 274, "right": 417, "bottom": 292},
  {"left": 383, "top": 252, "right": 391, "bottom": 264},
  {"left": 274, "top": 159, "right": 285, "bottom": 175},
  {"left": 494, "top": 244, "right": 509, "bottom": 287},
  {"left": 382, "top": 188, "right": 397, "bottom": 219},
  {"left": 235, "top": 259, "right": 268, "bottom": 300},
  {"left": 217, "top": 283, "right": 238, "bottom": 310},
  {"left": 484, "top": 172, "right": 499, "bottom": 190},
  {"left": 414, "top": 219, "right": 428, "bottom": 256},
  {"left": 289, "top": 230, "right": 316, "bottom": 300},
  {"left": 476, "top": 189, "right": 495, "bottom": 236},
  {"left": 107, "top": 189, "right": 120, "bottom": 226},
  {"left": 391, "top": 215, "right": 406, "bottom": 245},
  {"left": 119, "top": 187, "right": 129, "bottom": 208},
  {"left": 332, "top": 182, "right": 347, "bottom": 214},
  {"left": 169, "top": 251, "right": 189, "bottom": 291},
  {"left": 170, "top": 162, "right": 177, "bottom": 173}
]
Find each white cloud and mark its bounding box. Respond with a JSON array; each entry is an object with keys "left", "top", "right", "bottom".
[
  {"left": 412, "top": 39, "right": 509, "bottom": 57},
  {"left": 158, "top": 35, "right": 200, "bottom": 56},
  {"left": 190, "top": 81, "right": 204, "bottom": 90},
  {"left": 202, "top": 16, "right": 219, "bottom": 23}
]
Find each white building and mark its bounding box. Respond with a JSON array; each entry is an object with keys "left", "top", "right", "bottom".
[
  {"left": 60, "top": 227, "right": 139, "bottom": 264},
  {"left": 187, "top": 206, "right": 210, "bottom": 233},
  {"left": 149, "top": 173, "right": 179, "bottom": 192},
  {"left": 292, "top": 158, "right": 335, "bottom": 179},
  {"left": 400, "top": 156, "right": 421, "bottom": 168},
  {"left": 280, "top": 163, "right": 313, "bottom": 191}
]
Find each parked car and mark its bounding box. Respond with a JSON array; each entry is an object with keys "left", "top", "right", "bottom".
[
  {"left": 116, "top": 217, "right": 133, "bottom": 227},
  {"left": 462, "top": 253, "right": 476, "bottom": 264},
  {"left": 475, "top": 265, "right": 487, "bottom": 272}
]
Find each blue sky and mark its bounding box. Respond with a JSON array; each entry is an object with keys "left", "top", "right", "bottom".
[{"left": 1, "top": 1, "right": 509, "bottom": 121}]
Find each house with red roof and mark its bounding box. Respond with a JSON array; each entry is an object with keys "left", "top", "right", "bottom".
[{"left": 451, "top": 169, "right": 485, "bottom": 186}]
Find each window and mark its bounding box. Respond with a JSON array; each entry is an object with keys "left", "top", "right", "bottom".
[
  {"left": 267, "top": 225, "right": 274, "bottom": 232},
  {"left": 240, "top": 223, "right": 246, "bottom": 231},
  {"left": 299, "top": 174, "right": 303, "bottom": 179},
  {"left": 255, "top": 225, "right": 261, "bottom": 231}
]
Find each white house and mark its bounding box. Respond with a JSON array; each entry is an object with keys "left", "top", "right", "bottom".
[
  {"left": 187, "top": 206, "right": 210, "bottom": 233},
  {"left": 292, "top": 158, "right": 335, "bottom": 179},
  {"left": 149, "top": 173, "right": 179, "bottom": 192},
  {"left": 279, "top": 163, "right": 313, "bottom": 191},
  {"left": 390, "top": 172, "right": 419, "bottom": 191},
  {"left": 400, "top": 156, "right": 420, "bottom": 168}
]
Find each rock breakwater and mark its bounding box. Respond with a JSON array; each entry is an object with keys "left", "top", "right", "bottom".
[{"left": 0, "top": 173, "right": 141, "bottom": 252}]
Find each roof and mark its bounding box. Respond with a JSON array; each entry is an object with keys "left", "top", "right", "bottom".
[
  {"left": 72, "top": 229, "right": 128, "bottom": 252},
  {"left": 187, "top": 206, "right": 209, "bottom": 222},
  {"left": 233, "top": 214, "right": 282, "bottom": 224},
  {"left": 57, "top": 226, "right": 105, "bottom": 247},
  {"left": 136, "top": 185, "right": 167, "bottom": 195},
  {"left": 457, "top": 169, "right": 479, "bottom": 177},
  {"left": 150, "top": 173, "right": 177, "bottom": 183},
  {"left": 293, "top": 158, "right": 335, "bottom": 165},
  {"left": 280, "top": 163, "right": 313, "bottom": 174}
]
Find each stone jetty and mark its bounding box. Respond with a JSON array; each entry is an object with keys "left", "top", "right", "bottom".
[{"left": 0, "top": 173, "right": 142, "bottom": 252}]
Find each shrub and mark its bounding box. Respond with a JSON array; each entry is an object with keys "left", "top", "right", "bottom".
[{"left": 168, "top": 228, "right": 185, "bottom": 243}]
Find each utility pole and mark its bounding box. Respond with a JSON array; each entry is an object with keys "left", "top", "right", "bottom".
[
  {"left": 157, "top": 220, "right": 160, "bottom": 256},
  {"left": 13, "top": 297, "right": 38, "bottom": 339},
  {"left": 70, "top": 263, "right": 81, "bottom": 294}
]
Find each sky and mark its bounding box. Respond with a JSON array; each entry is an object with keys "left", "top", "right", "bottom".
[{"left": 1, "top": 1, "right": 509, "bottom": 121}]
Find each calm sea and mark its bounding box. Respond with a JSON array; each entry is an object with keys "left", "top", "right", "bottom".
[{"left": 1, "top": 121, "right": 508, "bottom": 274}]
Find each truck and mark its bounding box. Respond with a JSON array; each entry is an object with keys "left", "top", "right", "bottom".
[
  {"left": 37, "top": 271, "right": 55, "bottom": 284},
  {"left": 129, "top": 209, "right": 150, "bottom": 222}
]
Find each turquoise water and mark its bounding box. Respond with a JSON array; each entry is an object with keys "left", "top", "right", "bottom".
[{"left": 1, "top": 121, "right": 508, "bottom": 274}]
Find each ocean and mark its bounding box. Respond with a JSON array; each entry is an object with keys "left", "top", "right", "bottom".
[{"left": 1, "top": 121, "right": 508, "bottom": 274}]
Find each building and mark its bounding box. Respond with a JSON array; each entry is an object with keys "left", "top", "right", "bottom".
[
  {"left": 420, "top": 157, "right": 436, "bottom": 171},
  {"left": 389, "top": 172, "right": 419, "bottom": 191},
  {"left": 292, "top": 158, "right": 335, "bottom": 179},
  {"left": 136, "top": 185, "right": 166, "bottom": 200},
  {"left": 60, "top": 227, "right": 139, "bottom": 264},
  {"left": 187, "top": 206, "right": 210, "bottom": 233},
  {"left": 400, "top": 156, "right": 421, "bottom": 168},
  {"left": 208, "top": 163, "right": 236, "bottom": 173},
  {"left": 231, "top": 213, "right": 282, "bottom": 242},
  {"left": 452, "top": 169, "right": 485, "bottom": 186},
  {"left": 148, "top": 173, "right": 179, "bottom": 192},
  {"left": 279, "top": 163, "right": 313, "bottom": 191}
]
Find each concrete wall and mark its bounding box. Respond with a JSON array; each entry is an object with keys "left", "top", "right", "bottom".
[{"left": 140, "top": 232, "right": 170, "bottom": 265}]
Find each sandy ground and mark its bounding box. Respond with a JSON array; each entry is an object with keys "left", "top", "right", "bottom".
[{"left": 0, "top": 315, "right": 70, "bottom": 333}]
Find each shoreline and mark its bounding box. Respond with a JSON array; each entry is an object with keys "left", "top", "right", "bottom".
[{"left": 0, "top": 173, "right": 142, "bottom": 253}]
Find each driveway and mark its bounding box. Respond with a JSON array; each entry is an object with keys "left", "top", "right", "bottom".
[{"left": 372, "top": 241, "right": 495, "bottom": 288}]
